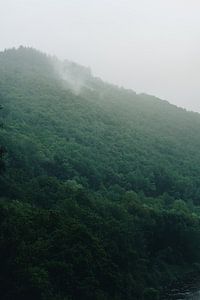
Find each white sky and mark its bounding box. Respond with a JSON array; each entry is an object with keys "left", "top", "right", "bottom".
[{"left": 0, "top": 0, "right": 200, "bottom": 112}]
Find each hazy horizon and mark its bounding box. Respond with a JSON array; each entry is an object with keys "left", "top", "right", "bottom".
[{"left": 1, "top": 0, "right": 200, "bottom": 112}]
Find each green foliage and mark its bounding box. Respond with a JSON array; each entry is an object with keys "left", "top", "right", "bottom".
[
  {"left": 1, "top": 47, "right": 200, "bottom": 299},
  {"left": 0, "top": 105, "right": 5, "bottom": 173},
  {"left": 143, "top": 288, "right": 159, "bottom": 300}
]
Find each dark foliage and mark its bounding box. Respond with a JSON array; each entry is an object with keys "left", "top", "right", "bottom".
[{"left": 1, "top": 47, "right": 200, "bottom": 299}]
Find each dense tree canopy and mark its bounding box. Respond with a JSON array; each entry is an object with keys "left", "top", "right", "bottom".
[{"left": 1, "top": 47, "right": 200, "bottom": 299}]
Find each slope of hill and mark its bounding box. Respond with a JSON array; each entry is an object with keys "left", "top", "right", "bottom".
[{"left": 0, "top": 46, "right": 200, "bottom": 299}]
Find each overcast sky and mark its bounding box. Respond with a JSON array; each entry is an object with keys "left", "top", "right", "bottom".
[{"left": 0, "top": 0, "right": 200, "bottom": 112}]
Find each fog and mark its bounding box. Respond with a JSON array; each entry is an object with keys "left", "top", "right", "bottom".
[{"left": 1, "top": 0, "right": 200, "bottom": 112}]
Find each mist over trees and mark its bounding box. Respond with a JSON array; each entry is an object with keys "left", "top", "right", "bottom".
[{"left": 1, "top": 47, "right": 200, "bottom": 299}]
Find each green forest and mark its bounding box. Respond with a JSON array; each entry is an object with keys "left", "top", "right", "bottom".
[{"left": 1, "top": 46, "right": 200, "bottom": 299}]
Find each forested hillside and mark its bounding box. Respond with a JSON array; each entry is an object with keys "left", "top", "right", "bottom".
[{"left": 1, "top": 46, "right": 200, "bottom": 299}]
